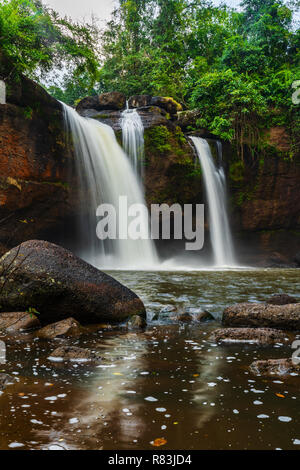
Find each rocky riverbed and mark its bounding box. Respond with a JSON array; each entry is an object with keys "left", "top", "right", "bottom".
[{"left": 0, "top": 264, "right": 299, "bottom": 450}]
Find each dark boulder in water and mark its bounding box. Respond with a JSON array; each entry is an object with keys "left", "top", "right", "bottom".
[
  {"left": 266, "top": 293, "right": 298, "bottom": 305},
  {"left": 250, "top": 358, "right": 300, "bottom": 377},
  {"left": 210, "top": 327, "right": 288, "bottom": 345},
  {"left": 0, "top": 240, "right": 146, "bottom": 325},
  {"left": 222, "top": 302, "right": 300, "bottom": 330},
  {"left": 48, "top": 346, "right": 103, "bottom": 362}
]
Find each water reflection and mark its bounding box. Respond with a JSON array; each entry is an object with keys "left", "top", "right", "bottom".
[{"left": 0, "top": 269, "right": 299, "bottom": 450}]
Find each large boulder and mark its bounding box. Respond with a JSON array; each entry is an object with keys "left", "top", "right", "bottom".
[
  {"left": 76, "top": 92, "right": 126, "bottom": 113},
  {"left": 250, "top": 358, "right": 300, "bottom": 377},
  {"left": 150, "top": 96, "right": 182, "bottom": 115},
  {"left": 266, "top": 294, "right": 298, "bottom": 305},
  {"left": 0, "top": 240, "right": 146, "bottom": 325},
  {"left": 222, "top": 303, "right": 300, "bottom": 330},
  {"left": 209, "top": 327, "right": 288, "bottom": 345},
  {"left": 128, "top": 95, "right": 151, "bottom": 108}
]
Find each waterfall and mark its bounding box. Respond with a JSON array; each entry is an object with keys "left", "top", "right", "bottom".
[
  {"left": 190, "top": 136, "right": 236, "bottom": 267},
  {"left": 121, "top": 103, "right": 145, "bottom": 177},
  {"left": 62, "top": 103, "right": 158, "bottom": 270}
]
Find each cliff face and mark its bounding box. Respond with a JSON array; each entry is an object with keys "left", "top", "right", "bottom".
[
  {"left": 0, "top": 76, "right": 74, "bottom": 255},
  {"left": 228, "top": 147, "right": 300, "bottom": 266},
  {"left": 0, "top": 80, "right": 298, "bottom": 265}
]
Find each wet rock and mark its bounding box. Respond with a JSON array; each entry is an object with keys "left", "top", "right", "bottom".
[
  {"left": 78, "top": 109, "right": 122, "bottom": 131},
  {"left": 0, "top": 312, "right": 40, "bottom": 332},
  {"left": 176, "top": 313, "right": 193, "bottom": 323},
  {"left": 76, "top": 92, "right": 126, "bottom": 113},
  {"left": 48, "top": 346, "right": 103, "bottom": 362},
  {"left": 266, "top": 294, "right": 298, "bottom": 305},
  {"left": 210, "top": 327, "right": 288, "bottom": 345},
  {"left": 128, "top": 95, "right": 151, "bottom": 108},
  {"left": 186, "top": 308, "right": 214, "bottom": 322},
  {"left": 294, "top": 252, "right": 300, "bottom": 267},
  {"left": 222, "top": 302, "right": 300, "bottom": 330},
  {"left": 78, "top": 106, "right": 169, "bottom": 132},
  {"left": 0, "top": 240, "right": 146, "bottom": 325},
  {"left": 37, "top": 317, "right": 81, "bottom": 339},
  {"left": 75, "top": 95, "right": 100, "bottom": 112},
  {"left": 195, "top": 311, "right": 214, "bottom": 322},
  {"left": 99, "top": 92, "right": 126, "bottom": 110},
  {"left": 127, "top": 315, "right": 147, "bottom": 330},
  {"left": 160, "top": 305, "right": 177, "bottom": 314},
  {"left": 250, "top": 358, "right": 300, "bottom": 377},
  {"left": 0, "top": 373, "right": 15, "bottom": 391},
  {"left": 150, "top": 96, "right": 182, "bottom": 115}
]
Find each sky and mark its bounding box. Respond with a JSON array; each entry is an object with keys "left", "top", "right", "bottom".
[{"left": 45, "top": 0, "right": 242, "bottom": 23}]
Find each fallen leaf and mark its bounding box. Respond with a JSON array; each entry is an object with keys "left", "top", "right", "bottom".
[
  {"left": 193, "top": 374, "right": 199, "bottom": 377},
  {"left": 276, "top": 393, "right": 285, "bottom": 398},
  {"left": 113, "top": 372, "right": 123, "bottom": 376},
  {"left": 152, "top": 438, "right": 167, "bottom": 447},
  {"left": 173, "top": 421, "right": 178, "bottom": 425},
  {"left": 18, "top": 393, "right": 25, "bottom": 397}
]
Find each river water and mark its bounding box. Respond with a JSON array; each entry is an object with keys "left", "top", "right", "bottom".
[{"left": 0, "top": 269, "right": 299, "bottom": 450}]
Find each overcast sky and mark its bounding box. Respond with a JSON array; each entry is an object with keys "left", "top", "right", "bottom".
[{"left": 45, "top": 0, "right": 242, "bottom": 23}]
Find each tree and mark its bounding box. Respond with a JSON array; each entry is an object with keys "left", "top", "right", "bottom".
[{"left": 0, "top": 0, "right": 100, "bottom": 88}]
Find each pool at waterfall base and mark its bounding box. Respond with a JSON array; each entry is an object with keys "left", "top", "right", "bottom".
[{"left": 0, "top": 269, "right": 299, "bottom": 451}]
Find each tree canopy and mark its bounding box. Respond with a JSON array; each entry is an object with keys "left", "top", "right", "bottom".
[
  {"left": 0, "top": 0, "right": 100, "bottom": 89},
  {"left": 0, "top": 0, "right": 299, "bottom": 153}
]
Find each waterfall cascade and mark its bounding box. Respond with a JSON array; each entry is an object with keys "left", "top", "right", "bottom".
[
  {"left": 121, "top": 103, "right": 145, "bottom": 177},
  {"left": 190, "top": 136, "right": 236, "bottom": 267},
  {"left": 62, "top": 103, "right": 158, "bottom": 270}
]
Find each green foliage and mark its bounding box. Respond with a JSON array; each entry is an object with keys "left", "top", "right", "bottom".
[
  {"left": 99, "top": 0, "right": 299, "bottom": 157},
  {"left": 145, "top": 126, "right": 172, "bottom": 154},
  {"left": 0, "top": 0, "right": 100, "bottom": 94}
]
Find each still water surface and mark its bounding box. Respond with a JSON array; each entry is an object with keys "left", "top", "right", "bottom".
[{"left": 0, "top": 269, "right": 299, "bottom": 450}]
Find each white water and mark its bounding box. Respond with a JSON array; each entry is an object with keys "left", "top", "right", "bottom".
[
  {"left": 62, "top": 104, "right": 158, "bottom": 269},
  {"left": 190, "top": 137, "right": 236, "bottom": 267},
  {"left": 121, "top": 103, "right": 145, "bottom": 177}
]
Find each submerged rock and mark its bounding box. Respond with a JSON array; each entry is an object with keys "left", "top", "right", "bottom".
[
  {"left": 250, "top": 358, "right": 300, "bottom": 377},
  {"left": 0, "top": 240, "right": 146, "bottom": 325},
  {"left": 210, "top": 327, "right": 288, "bottom": 345},
  {"left": 176, "top": 313, "right": 193, "bottom": 323},
  {"left": 0, "top": 312, "right": 40, "bottom": 332},
  {"left": 222, "top": 302, "right": 300, "bottom": 330},
  {"left": 0, "top": 373, "right": 15, "bottom": 391},
  {"left": 127, "top": 315, "right": 147, "bottom": 330},
  {"left": 266, "top": 294, "right": 297, "bottom": 305},
  {"left": 37, "top": 317, "right": 81, "bottom": 339},
  {"left": 48, "top": 346, "right": 103, "bottom": 362}
]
